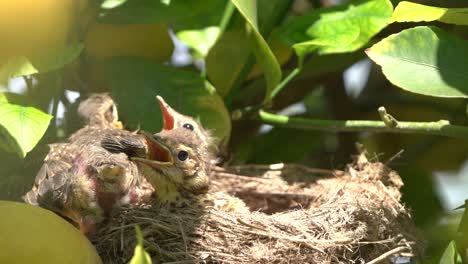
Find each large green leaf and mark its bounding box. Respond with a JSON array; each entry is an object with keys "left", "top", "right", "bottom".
[
  {"left": 98, "top": 0, "right": 219, "bottom": 24},
  {"left": 279, "top": 0, "right": 392, "bottom": 56},
  {"left": 229, "top": 0, "right": 281, "bottom": 102},
  {"left": 0, "top": 101, "right": 52, "bottom": 158},
  {"left": 106, "top": 57, "right": 231, "bottom": 143},
  {"left": 206, "top": 30, "right": 251, "bottom": 97},
  {"left": 0, "top": 43, "right": 83, "bottom": 82},
  {"left": 440, "top": 241, "right": 462, "bottom": 264},
  {"left": 390, "top": 1, "right": 468, "bottom": 26},
  {"left": 367, "top": 26, "right": 468, "bottom": 98},
  {"left": 129, "top": 225, "right": 152, "bottom": 264}
]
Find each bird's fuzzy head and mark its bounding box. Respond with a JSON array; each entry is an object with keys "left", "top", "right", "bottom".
[
  {"left": 133, "top": 128, "right": 211, "bottom": 194},
  {"left": 78, "top": 93, "right": 122, "bottom": 129},
  {"left": 156, "top": 96, "right": 214, "bottom": 151}
]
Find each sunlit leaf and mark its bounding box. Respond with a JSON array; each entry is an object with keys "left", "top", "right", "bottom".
[
  {"left": 367, "top": 26, "right": 468, "bottom": 98},
  {"left": 101, "top": 0, "right": 128, "bottom": 9},
  {"left": 98, "top": 0, "right": 219, "bottom": 24},
  {"left": 0, "top": 93, "right": 7, "bottom": 104},
  {"left": 292, "top": 39, "right": 337, "bottom": 64},
  {"left": 128, "top": 225, "right": 152, "bottom": 264},
  {"left": 106, "top": 57, "right": 231, "bottom": 143},
  {"left": 439, "top": 241, "right": 462, "bottom": 264},
  {"left": 279, "top": 0, "right": 392, "bottom": 56},
  {"left": 0, "top": 43, "right": 83, "bottom": 81},
  {"left": 177, "top": 26, "right": 220, "bottom": 58},
  {"left": 0, "top": 103, "right": 52, "bottom": 158},
  {"left": 391, "top": 1, "right": 468, "bottom": 26},
  {"left": 230, "top": 0, "right": 281, "bottom": 101}
]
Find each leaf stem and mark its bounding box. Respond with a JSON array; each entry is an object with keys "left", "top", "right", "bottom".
[
  {"left": 219, "top": 2, "right": 235, "bottom": 37},
  {"left": 268, "top": 67, "right": 301, "bottom": 102},
  {"left": 258, "top": 110, "right": 468, "bottom": 140}
]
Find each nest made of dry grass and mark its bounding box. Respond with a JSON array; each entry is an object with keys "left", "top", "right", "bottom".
[{"left": 94, "top": 152, "right": 423, "bottom": 263}]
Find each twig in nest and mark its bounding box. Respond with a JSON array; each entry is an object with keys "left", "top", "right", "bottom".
[
  {"left": 236, "top": 218, "right": 266, "bottom": 231},
  {"left": 367, "top": 246, "right": 409, "bottom": 264},
  {"left": 386, "top": 149, "right": 405, "bottom": 165},
  {"left": 177, "top": 219, "right": 189, "bottom": 255},
  {"left": 214, "top": 172, "right": 274, "bottom": 183},
  {"left": 232, "top": 190, "right": 315, "bottom": 199},
  {"left": 214, "top": 163, "right": 346, "bottom": 177}
]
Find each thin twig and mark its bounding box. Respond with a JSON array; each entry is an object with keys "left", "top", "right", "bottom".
[
  {"left": 212, "top": 172, "right": 275, "bottom": 183},
  {"left": 233, "top": 190, "right": 315, "bottom": 199},
  {"left": 218, "top": 163, "right": 345, "bottom": 176},
  {"left": 385, "top": 149, "right": 405, "bottom": 165},
  {"left": 177, "top": 220, "right": 189, "bottom": 255},
  {"left": 367, "top": 246, "right": 409, "bottom": 264}
]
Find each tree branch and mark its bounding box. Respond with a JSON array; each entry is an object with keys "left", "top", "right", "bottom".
[{"left": 258, "top": 110, "right": 468, "bottom": 140}]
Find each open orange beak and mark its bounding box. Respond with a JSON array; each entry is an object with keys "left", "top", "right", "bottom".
[
  {"left": 156, "top": 96, "right": 176, "bottom": 130},
  {"left": 132, "top": 131, "right": 173, "bottom": 168}
]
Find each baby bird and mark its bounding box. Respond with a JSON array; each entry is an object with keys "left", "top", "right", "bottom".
[
  {"left": 102, "top": 96, "right": 213, "bottom": 159},
  {"left": 156, "top": 96, "right": 213, "bottom": 151},
  {"left": 23, "top": 94, "right": 151, "bottom": 234},
  {"left": 102, "top": 97, "right": 214, "bottom": 205},
  {"left": 106, "top": 128, "right": 212, "bottom": 205}
]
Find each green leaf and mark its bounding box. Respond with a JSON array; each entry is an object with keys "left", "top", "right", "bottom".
[
  {"left": 106, "top": 57, "right": 231, "bottom": 143},
  {"left": 367, "top": 26, "right": 468, "bottom": 98},
  {"left": 206, "top": 30, "right": 251, "bottom": 97},
  {"left": 101, "top": 0, "right": 128, "bottom": 9},
  {"left": 292, "top": 39, "right": 338, "bottom": 65},
  {"left": 229, "top": 0, "right": 282, "bottom": 102},
  {"left": 0, "top": 93, "right": 7, "bottom": 104},
  {"left": 440, "top": 241, "right": 462, "bottom": 264},
  {"left": 390, "top": 1, "right": 468, "bottom": 26},
  {"left": 0, "top": 43, "right": 83, "bottom": 81},
  {"left": 98, "top": 0, "right": 219, "bottom": 24},
  {"left": 176, "top": 26, "right": 220, "bottom": 58},
  {"left": 0, "top": 103, "right": 52, "bottom": 158},
  {"left": 279, "top": 0, "right": 393, "bottom": 56},
  {"left": 128, "top": 225, "right": 152, "bottom": 264}
]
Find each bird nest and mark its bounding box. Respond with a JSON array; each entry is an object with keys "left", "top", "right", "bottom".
[{"left": 93, "top": 152, "right": 423, "bottom": 263}]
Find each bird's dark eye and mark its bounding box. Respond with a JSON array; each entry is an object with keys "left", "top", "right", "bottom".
[
  {"left": 183, "top": 123, "right": 194, "bottom": 131},
  {"left": 177, "top": 151, "right": 189, "bottom": 161}
]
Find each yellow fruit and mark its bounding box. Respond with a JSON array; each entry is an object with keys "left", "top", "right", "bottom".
[
  {"left": 0, "top": 0, "right": 74, "bottom": 60},
  {"left": 0, "top": 201, "right": 102, "bottom": 264},
  {"left": 85, "top": 23, "right": 174, "bottom": 62}
]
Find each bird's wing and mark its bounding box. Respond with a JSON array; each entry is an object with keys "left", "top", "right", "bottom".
[
  {"left": 101, "top": 134, "right": 147, "bottom": 158},
  {"left": 23, "top": 160, "right": 71, "bottom": 209}
]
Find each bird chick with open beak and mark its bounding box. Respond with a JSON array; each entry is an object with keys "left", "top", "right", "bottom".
[
  {"left": 102, "top": 95, "right": 213, "bottom": 157},
  {"left": 117, "top": 128, "right": 212, "bottom": 205},
  {"left": 23, "top": 94, "right": 153, "bottom": 235},
  {"left": 102, "top": 96, "right": 214, "bottom": 204}
]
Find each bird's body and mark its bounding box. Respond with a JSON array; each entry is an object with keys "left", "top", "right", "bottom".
[
  {"left": 23, "top": 94, "right": 153, "bottom": 234},
  {"left": 24, "top": 94, "right": 214, "bottom": 234}
]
